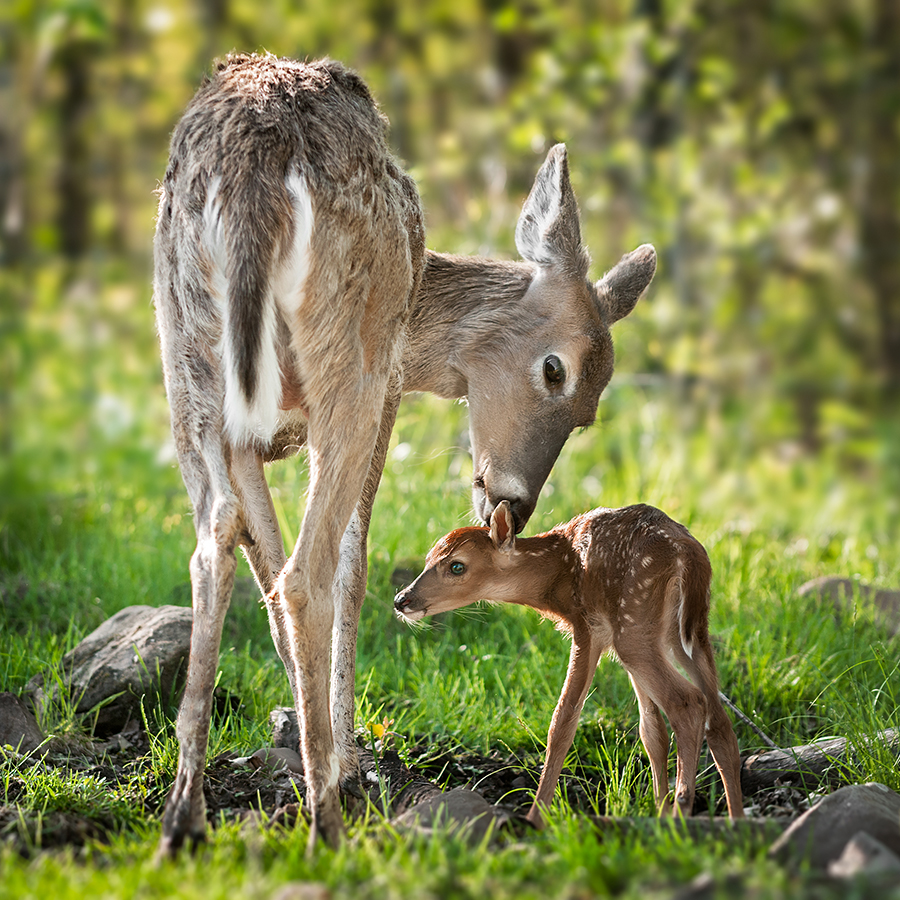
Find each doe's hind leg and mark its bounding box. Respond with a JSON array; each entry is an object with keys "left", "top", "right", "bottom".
[{"left": 159, "top": 435, "right": 243, "bottom": 857}]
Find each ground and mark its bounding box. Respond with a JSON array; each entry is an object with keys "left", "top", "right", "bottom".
[{"left": 0, "top": 715, "right": 809, "bottom": 857}]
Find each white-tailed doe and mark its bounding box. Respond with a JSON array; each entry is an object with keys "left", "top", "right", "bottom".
[
  {"left": 395, "top": 501, "right": 744, "bottom": 826},
  {"left": 153, "top": 53, "right": 656, "bottom": 853}
]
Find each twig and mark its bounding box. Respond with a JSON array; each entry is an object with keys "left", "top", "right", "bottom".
[{"left": 718, "top": 690, "right": 780, "bottom": 751}]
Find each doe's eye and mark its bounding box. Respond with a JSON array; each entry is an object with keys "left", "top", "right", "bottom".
[
  {"left": 448, "top": 560, "right": 466, "bottom": 576},
  {"left": 543, "top": 354, "right": 565, "bottom": 386}
]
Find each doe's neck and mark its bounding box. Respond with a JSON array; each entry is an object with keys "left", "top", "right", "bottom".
[{"left": 402, "top": 250, "right": 534, "bottom": 396}]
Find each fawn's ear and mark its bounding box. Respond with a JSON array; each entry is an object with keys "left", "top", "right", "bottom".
[{"left": 490, "top": 501, "right": 516, "bottom": 553}]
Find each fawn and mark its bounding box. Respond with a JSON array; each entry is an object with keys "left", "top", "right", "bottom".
[{"left": 395, "top": 501, "right": 744, "bottom": 826}]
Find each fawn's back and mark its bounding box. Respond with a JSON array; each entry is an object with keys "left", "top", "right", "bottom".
[{"left": 566, "top": 504, "right": 713, "bottom": 655}]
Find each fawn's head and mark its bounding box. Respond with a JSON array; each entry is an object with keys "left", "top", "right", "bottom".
[
  {"left": 394, "top": 501, "right": 521, "bottom": 621},
  {"left": 460, "top": 146, "right": 656, "bottom": 532}
]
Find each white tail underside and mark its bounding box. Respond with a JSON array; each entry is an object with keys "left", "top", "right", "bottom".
[{"left": 204, "top": 172, "right": 315, "bottom": 446}]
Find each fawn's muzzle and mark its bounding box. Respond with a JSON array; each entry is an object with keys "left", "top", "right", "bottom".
[{"left": 394, "top": 588, "right": 419, "bottom": 617}]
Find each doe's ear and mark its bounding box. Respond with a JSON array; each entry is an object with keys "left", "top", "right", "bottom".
[
  {"left": 515, "top": 144, "right": 589, "bottom": 277},
  {"left": 490, "top": 501, "right": 516, "bottom": 552},
  {"left": 596, "top": 243, "right": 657, "bottom": 323}
]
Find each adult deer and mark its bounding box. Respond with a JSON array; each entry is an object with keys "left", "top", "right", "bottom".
[
  {"left": 394, "top": 501, "right": 745, "bottom": 826},
  {"left": 153, "top": 53, "right": 656, "bottom": 854}
]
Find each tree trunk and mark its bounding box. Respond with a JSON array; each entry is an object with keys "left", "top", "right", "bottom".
[
  {"left": 55, "top": 41, "right": 93, "bottom": 259},
  {"left": 741, "top": 729, "right": 900, "bottom": 795},
  {"left": 859, "top": 0, "right": 900, "bottom": 402}
]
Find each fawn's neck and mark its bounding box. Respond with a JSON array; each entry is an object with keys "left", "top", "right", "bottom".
[{"left": 511, "top": 533, "right": 584, "bottom": 629}]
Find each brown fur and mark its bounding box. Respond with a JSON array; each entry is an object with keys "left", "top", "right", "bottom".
[
  {"left": 395, "top": 502, "right": 744, "bottom": 826},
  {"left": 153, "top": 52, "right": 656, "bottom": 854}
]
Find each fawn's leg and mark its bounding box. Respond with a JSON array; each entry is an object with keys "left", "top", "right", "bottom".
[
  {"left": 674, "top": 641, "right": 745, "bottom": 819},
  {"left": 528, "top": 633, "right": 601, "bottom": 828},
  {"left": 630, "top": 680, "right": 672, "bottom": 814},
  {"left": 618, "top": 643, "right": 706, "bottom": 817},
  {"left": 667, "top": 685, "right": 707, "bottom": 817},
  {"left": 704, "top": 697, "right": 745, "bottom": 818}
]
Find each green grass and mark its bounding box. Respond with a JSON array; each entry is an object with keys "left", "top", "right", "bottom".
[
  {"left": 2, "top": 293, "right": 900, "bottom": 896},
  {"left": 0, "top": 818, "right": 790, "bottom": 900}
]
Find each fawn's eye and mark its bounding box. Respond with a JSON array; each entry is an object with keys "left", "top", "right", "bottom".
[
  {"left": 543, "top": 355, "right": 565, "bottom": 386},
  {"left": 448, "top": 560, "right": 466, "bottom": 576}
]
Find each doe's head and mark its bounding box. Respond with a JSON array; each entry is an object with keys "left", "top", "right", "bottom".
[
  {"left": 462, "top": 145, "right": 656, "bottom": 533},
  {"left": 394, "top": 501, "right": 518, "bottom": 621}
]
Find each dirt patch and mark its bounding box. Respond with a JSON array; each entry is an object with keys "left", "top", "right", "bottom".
[{"left": 0, "top": 720, "right": 807, "bottom": 856}]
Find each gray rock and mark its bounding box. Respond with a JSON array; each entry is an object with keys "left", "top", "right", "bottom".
[
  {"left": 799, "top": 576, "right": 900, "bottom": 636},
  {"left": 271, "top": 706, "right": 300, "bottom": 750},
  {"left": 246, "top": 747, "right": 305, "bottom": 774},
  {"left": 390, "top": 787, "right": 504, "bottom": 845},
  {"left": 26, "top": 605, "right": 192, "bottom": 735},
  {"left": 0, "top": 692, "right": 45, "bottom": 753},
  {"left": 770, "top": 783, "right": 900, "bottom": 871},
  {"left": 828, "top": 831, "right": 900, "bottom": 879}
]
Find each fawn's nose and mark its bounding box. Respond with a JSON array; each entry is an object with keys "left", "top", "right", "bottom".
[{"left": 394, "top": 589, "right": 412, "bottom": 614}]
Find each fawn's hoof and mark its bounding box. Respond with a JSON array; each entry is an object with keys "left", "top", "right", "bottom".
[{"left": 674, "top": 789, "right": 694, "bottom": 818}]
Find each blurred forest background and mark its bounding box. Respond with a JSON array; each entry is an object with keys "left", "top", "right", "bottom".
[{"left": 1, "top": 0, "right": 898, "bottom": 522}]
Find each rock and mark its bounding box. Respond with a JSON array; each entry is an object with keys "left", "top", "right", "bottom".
[
  {"left": 390, "top": 787, "right": 504, "bottom": 845},
  {"left": 271, "top": 706, "right": 300, "bottom": 750},
  {"left": 799, "top": 576, "right": 900, "bottom": 636},
  {"left": 770, "top": 783, "right": 900, "bottom": 871},
  {"left": 25, "top": 605, "right": 192, "bottom": 735},
  {"left": 239, "top": 747, "right": 305, "bottom": 774},
  {"left": 0, "top": 692, "right": 45, "bottom": 753},
  {"left": 828, "top": 831, "right": 900, "bottom": 879}
]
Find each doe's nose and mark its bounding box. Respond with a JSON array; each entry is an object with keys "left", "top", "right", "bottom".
[{"left": 483, "top": 494, "right": 531, "bottom": 534}]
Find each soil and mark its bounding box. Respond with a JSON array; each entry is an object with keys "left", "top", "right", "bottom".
[{"left": 0, "top": 718, "right": 807, "bottom": 857}]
